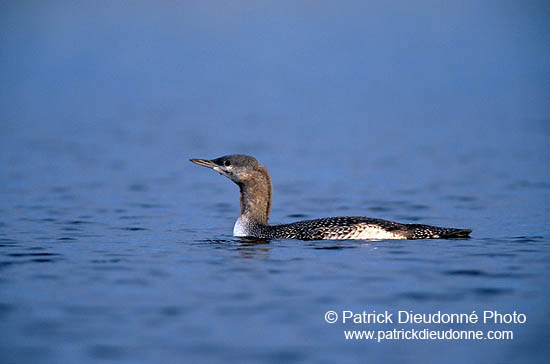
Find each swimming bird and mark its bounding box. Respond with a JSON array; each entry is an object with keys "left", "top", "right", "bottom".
[{"left": 190, "top": 154, "right": 471, "bottom": 240}]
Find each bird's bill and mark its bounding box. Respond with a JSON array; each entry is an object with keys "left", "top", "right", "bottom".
[{"left": 189, "top": 158, "right": 217, "bottom": 169}]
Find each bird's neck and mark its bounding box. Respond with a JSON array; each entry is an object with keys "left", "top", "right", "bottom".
[{"left": 237, "top": 164, "right": 272, "bottom": 226}]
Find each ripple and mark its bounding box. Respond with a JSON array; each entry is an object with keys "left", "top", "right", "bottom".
[
  {"left": 368, "top": 206, "right": 392, "bottom": 212},
  {"left": 132, "top": 203, "right": 166, "bottom": 209},
  {"left": 265, "top": 349, "right": 306, "bottom": 363},
  {"left": 397, "top": 291, "right": 464, "bottom": 302},
  {"left": 444, "top": 269, "right": 486, "bottom": 276},
  {"left": 313, "top": 245, "right": 356, "bottom": 250},
  {"left": 28, "top": 204, "right": 49, "bottom": 210},
  {"left": 510, "top": 236, "right": 544, "bottom": 243},
  {"left": 118, "top": 215, "right": 149, "bottom": 220},
  {"left": 506, "top": 180, "right": 550, "bottom": 190},
  {"left": 445, "top": 195, "right": 478, "bottom": 202},
  {"left": 405, "top": 204, "right": 429, "bottom": 211},
  {"left": 60, "top": 226, "right": 82, "bottom": 231},
  {"left": 114, "top": 278, "right": 148, "bottom": 286},
  {"left": 214, "top": 202, "right": 233, "bottom": 211},
  {"left": 90, "top": 265, "right": 132, "bottom": 271},
  {"left": 160, "top": 305, "right": 188, "bottom": 317},
  {"left": 120, "top": 227, "right": 148, "bottom": 231},
  {"left": 31, "top": 258, "right": 58, "bottom": 263},
  {"left": 0, "top": 302, "right": 16, "bottom": 318},
  {"left": 65, "top": 220, "right": 92, "bottom": 225},
  {"left": 24, "top": 320, "right": 64, "bottom": 336},
  {"left": 196, "top": 239, "right": 233, "bottom": 245},
  {"left": 471, "top": 287, "right": 513, "bottom": 296},
  {"left": 91, "top": 258, "right": 122, "bottom": 263},
  {"left": 88, "top": 344, "right": 128, "bottom": 360},
  {"left": 395, "top": 215, "right": 424, "bottom": 222},
  {"left": 446, "top": 269, "right": 532, "bottom": 279},
  {"left": 31, "top": 274, "right": 59, "bottom": 280},
  {"left": 287, "top": 214, "right": 308, "bottom": 218},
  {"left": 0, "top": 261, "right": 18, "bottom": 269},
  {"left": 6, "top": 253, "right": 60, "bottom": 257},
  {"left": 388, "top": 250, "right": 412, "bottom": 256},
  {"left": 128, "top": 183, "right": 148, "bottom": 191},
  {"left": 314, "top": 295, "right": 338, "bottom": 304},
  {"left": 51, "top": 186, "right": 70, "bottom": 193},
  {"left": 467, "top": 252, "right": 517, "bottom": 258}
]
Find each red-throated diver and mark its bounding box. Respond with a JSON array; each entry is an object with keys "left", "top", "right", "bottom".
[{"left": 190, "top": 154, "right": 471, "bottom": 240}]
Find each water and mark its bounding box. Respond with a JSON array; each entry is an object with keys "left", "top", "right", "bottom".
[{"left": 1, "top": 2, "right": 549, "bottom": 363}]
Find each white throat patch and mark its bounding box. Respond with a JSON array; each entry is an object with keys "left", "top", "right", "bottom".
[{"left": 233, "top": 216, "right": 248, "bottom": 237}]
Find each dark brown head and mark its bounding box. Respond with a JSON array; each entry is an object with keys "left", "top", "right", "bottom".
[{"left": 190, "top": 154, "right": 272, "bottom": 223}]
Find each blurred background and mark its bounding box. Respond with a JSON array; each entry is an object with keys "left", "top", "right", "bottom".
[
  {"left": 2, "top": 0, "right": 548, "bottom": 159},
  {"left": 1, "top": 1, "right": 549, "bottom": 363}
]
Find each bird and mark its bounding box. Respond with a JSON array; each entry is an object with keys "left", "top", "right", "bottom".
[{"left": 190, "top": 154, "right": 471, "bottom": 240}]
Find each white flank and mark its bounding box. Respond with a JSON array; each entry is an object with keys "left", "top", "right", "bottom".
[{"left": 350, "top": 224, "right": 407, "bottom": 240}]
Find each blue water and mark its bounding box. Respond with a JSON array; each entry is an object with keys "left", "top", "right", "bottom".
[{"left": 1, "top": 2, "right": 549, "bottom": 363}]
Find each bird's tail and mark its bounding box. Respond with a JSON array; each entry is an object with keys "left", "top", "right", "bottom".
[
  {"left": 404, "top": 224, "right": 472, "bottom": 239},
  {"left": 439, "top": 228, "right": 472, "bottom": 238}
]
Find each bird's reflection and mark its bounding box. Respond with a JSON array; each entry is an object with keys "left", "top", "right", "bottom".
[
  {"left": 237, "top": 237, "right": 271, "bottom": 246},
  {"left": 235, "top": 237, "right": 271, "bottom": 259}
]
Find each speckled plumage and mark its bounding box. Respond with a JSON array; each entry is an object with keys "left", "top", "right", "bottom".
[
  {"left": 245, "top": 217, "right": 470, "bottom": 240},
  {"left": 190, "top": 154, "right": 471, "bottom": 240}
]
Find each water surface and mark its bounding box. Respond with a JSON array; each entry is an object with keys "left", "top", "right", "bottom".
[{"left": 1, "top": 2, "right": 549, "bottom": 363}]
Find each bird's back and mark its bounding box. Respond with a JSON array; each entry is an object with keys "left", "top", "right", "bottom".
[{"left": 253, "top": 216, "right": 471, "bottom": 240}]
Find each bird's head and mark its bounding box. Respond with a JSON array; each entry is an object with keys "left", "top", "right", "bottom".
[{"left": 189, "top": 154, "right": 261, "bottom": 185}]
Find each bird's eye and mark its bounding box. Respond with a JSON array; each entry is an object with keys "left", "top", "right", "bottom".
[{"left": 224, "top": 160, "right": 231, "bottom": 167}]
